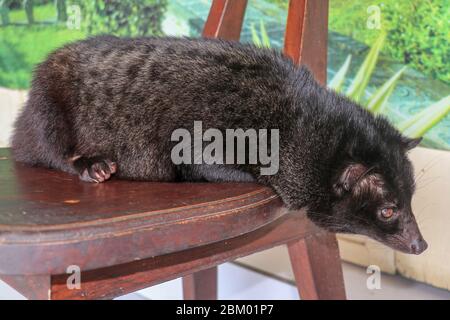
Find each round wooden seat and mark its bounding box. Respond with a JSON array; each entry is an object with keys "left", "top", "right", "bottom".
[{"left": 0, "top": 149, "right": 287, "bottom": 275}]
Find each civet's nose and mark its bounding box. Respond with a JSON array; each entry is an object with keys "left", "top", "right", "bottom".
[{"left": 410, "top": 237, "right": 428, "bottom": 255}]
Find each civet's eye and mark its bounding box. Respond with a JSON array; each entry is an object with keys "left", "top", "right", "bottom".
[{"left": 381, "top": 207, "right": 396, "bottom": 219}]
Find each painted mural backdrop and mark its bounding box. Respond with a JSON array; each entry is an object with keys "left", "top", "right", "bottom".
[{"left": 0, "top": 0, "right": 449, "bottom": 149}]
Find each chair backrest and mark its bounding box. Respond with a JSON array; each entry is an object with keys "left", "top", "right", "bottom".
[{"left": 202, "top": 0, "right": 329, "bottom": 85}]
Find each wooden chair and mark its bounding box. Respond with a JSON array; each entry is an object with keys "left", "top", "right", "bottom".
[{"left": 0, "top": 0, "right": 345, "bottom": 300}]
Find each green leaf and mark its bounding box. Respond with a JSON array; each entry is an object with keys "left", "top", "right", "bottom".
[
  {"left": 346, "top": 33, "right": 385, "bottom": 102},
  {"left": 399, "top": 95, "right": 450, "bottom": 137},
  {"left": 328, "top": 55, "right": 352, "bottom": 92},
  {"left": 251, "top": 23, "right": 262, "bottom": 47},
  {"left": 259, "top": 20, "right": 271, "bottom": 48},
  {"left": 366, "top": 67, "right": 406, "bottom": 114}
]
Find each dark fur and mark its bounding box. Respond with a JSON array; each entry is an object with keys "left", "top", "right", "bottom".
[{"left": 11, "top": 36, "right": 427, "bottom": 254}]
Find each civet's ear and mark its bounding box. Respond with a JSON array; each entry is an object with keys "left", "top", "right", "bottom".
[
  {"left": 402, "top": 136, "right": 422, "bottom": 150},
  {"left": 333, "top": 163, "right": 368, "bottom": 197}
]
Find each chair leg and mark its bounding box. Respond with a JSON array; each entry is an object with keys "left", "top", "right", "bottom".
[
  {"left": 288, "top": 232, "right": 346, "bottom": 300},
  {"left": 1, "top": 275, "right": 51, "bottom": 300},
  {"left": 182, "top": 266, "right": 218, "bottom": 300},
  {"left": 284, "top": 0, "right": 329, "bottom": 84},
  {"left": 202, "top": 0, "right": 248, "bottom": 41}
]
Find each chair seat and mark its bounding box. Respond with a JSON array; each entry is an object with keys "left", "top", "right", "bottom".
[{"left": 0, "top": 148, "right": 287, "bottom": 275}]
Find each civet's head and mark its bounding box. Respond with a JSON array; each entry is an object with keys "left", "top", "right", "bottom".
[{"left": 317, "top": 131, "right": 427, "bottom": 255}]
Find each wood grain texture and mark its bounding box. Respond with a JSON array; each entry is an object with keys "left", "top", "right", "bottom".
[
  {"left": 202, "top": 0, "right": 248, "bottom": 41},
  {"left": 288, "top": 233, "right": 346, "bottom": 300},
  {"left": 0, "top": 275, "right": 51, "bottom": 300},
  {"left": 49, "top": 210, "right": 317, "bottom": 299},
  {"left": 284, "top": 0, "right": 329, "bottom": 84},
  {"left": 0, "top": 148, "right": 287, "bottom": 275},
  {"left": 183, "top": 266, "right": 218, "bottom": 300},
  {"left": 283, "top": 0, "right": 307, "bottom": 64}
]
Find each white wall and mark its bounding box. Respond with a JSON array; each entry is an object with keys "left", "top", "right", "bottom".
[{"left": 0, "top": 87, "right": 27, "bottom": 147}]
